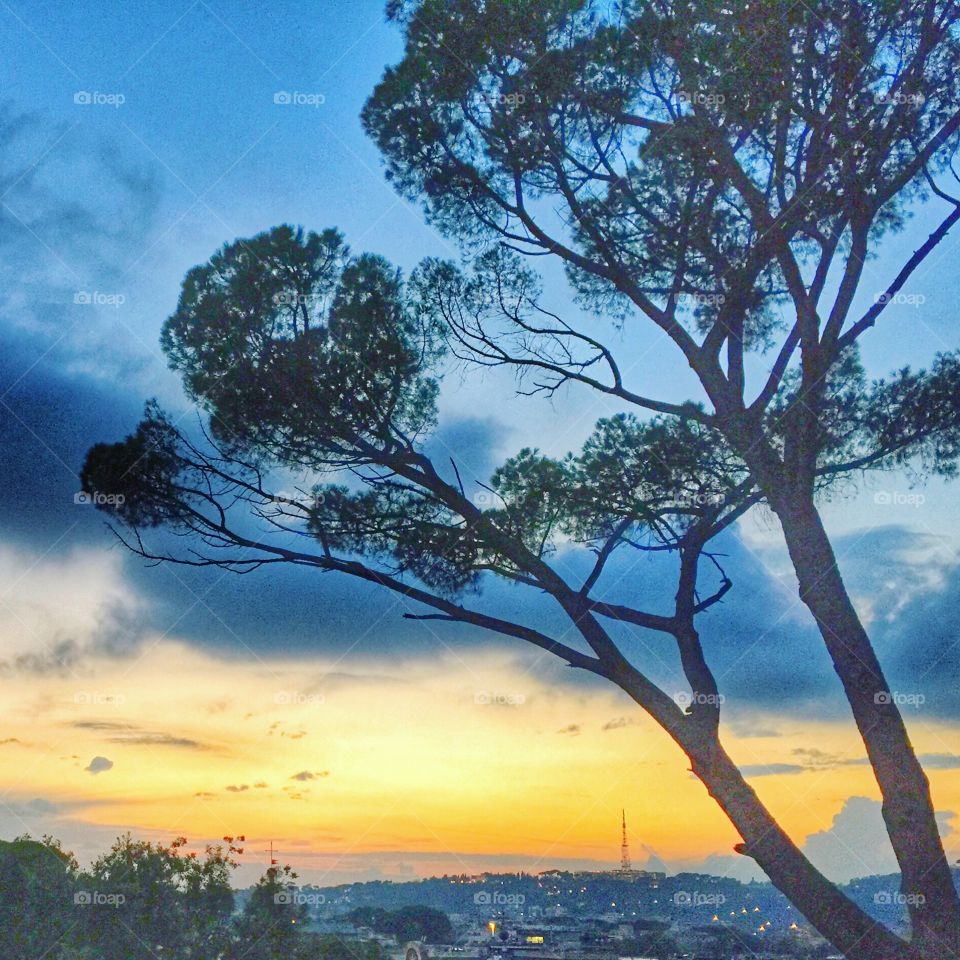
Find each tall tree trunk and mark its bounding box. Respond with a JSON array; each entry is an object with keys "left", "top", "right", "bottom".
[
  {"left": 610, "top": 655, "right": 914, "bottom": 958},
  {"left": 685, "top": 733, "right": 917, "bottom": 960},
  {"left": 771, "top": 494, "right": 960, "bottom": 957}
]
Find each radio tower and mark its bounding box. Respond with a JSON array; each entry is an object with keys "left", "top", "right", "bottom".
[{"left": 620, "top": 809, "right": 632, "bottom": 872}]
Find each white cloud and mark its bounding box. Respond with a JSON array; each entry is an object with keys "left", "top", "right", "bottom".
[
  {"left": 0, "top": 543, "right": 145, "bottom": 672},
  {"left": 801, "top": 796, "right": 956, "bottom": 883}
]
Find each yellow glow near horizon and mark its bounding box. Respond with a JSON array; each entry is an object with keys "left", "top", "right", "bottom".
[{"left": 0, "top": 628, "right": 956, "bottom": 882}]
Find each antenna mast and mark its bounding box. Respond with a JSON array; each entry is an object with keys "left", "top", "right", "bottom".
[{"left": 265, "top": 841, "right": 279, "bottom": 866}]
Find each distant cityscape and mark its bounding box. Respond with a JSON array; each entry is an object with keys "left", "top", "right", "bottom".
[{"left": 253, "top": 814, "right": 949, "bottom": 960}]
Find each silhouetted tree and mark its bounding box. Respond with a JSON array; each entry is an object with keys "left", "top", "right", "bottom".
[
  {"left": 0, "top": 836, "right": 77, "bottom": 958},
  {"left": 349, "top": 904, "right": 453, "bottom": 943},
  {"left": 78, "top": 834, "right": 236, "bottom": 959},
  {"left": 302, "top": 936, "right": 383, "bottom": 960},
  {"left": 345, "top": 906, "right": 391, "bottom": 930},
  {"left": 82, "top": 3, "right": 960, "bottom": 957},
  {"left": 230, "top": 863, "right": 309, "bottom": 960}
]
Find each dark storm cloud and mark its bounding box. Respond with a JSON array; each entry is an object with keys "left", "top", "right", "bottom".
[
  {"left": 0, "top": 331, "right": 146, "bottom": 546},
  {"left": 676, "top": 525, "right": 960, "bottom": 722},
  {"left": 578, "top": 530, "right": 841, "bottom": 717},
  {"left": 0, "top": 291, "right": 522, "bottom": 664},
  {"left": 692, "top": 543, "right": 837, "bottom": 714},
  {"left": 741, "top": 523, "right": 960, "bottom": 720},
  {"left": 0, "top": 108, "right": 818, "bottom": 685},
  {"left": 6, "top": 352, "right": 959, "bottom": 733},
  {"left": 135, "top": 520, "right": 602, "bottom": 661}
]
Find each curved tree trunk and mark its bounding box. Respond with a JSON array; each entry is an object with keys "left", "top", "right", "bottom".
[
  {"left": 770, "top": 494, "right": 960, "bottom": 957},
  {"left": 686, "top": 734, "right": 918, "bottom": 960},
  {"left": 611, "top": 653, "right": 916, "bottom": 960}
]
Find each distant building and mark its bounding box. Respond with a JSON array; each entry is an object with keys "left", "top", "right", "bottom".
[{"left": 399, "top": 942, "right": 480, "bottom": 960}]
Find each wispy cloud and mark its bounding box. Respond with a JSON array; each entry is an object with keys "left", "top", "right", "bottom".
[
  {"left": 740, "top": 763, "right": 805, "bottom": 777},
  {"left": 919, "top": 753, "right": 960, "bottom": 769},
  {"left": 601, "top": 717, "right": 636, "bottom": 731},
  {"left": 70, "top": 720, "right": 207, "bottom": 750}
]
